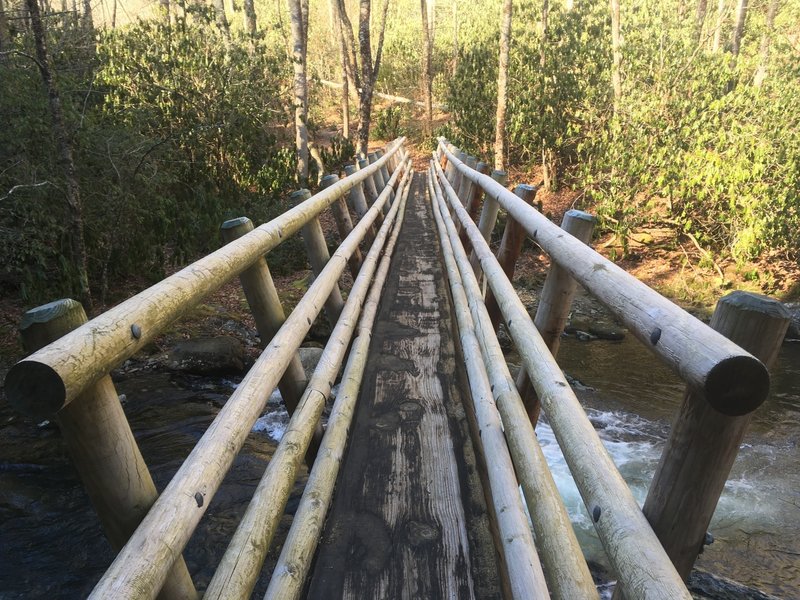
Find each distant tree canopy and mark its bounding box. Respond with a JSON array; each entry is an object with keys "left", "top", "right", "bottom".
[{"left": 0, "top": 0, "right": 798, "bottom": 306}]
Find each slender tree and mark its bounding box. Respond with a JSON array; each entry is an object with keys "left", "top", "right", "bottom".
[
  {"left": 24, "top": 0, "right": 93, "bottom": 310},
  {"left": 354, "top": 0, "right": 390, "bottom": 155},
  {"left": 329, "top": 0, "right": 350, "bottom": 137},
  {"left": 243, "top": 0, "right": 257, "bottom": 47},
  {"left": 288, "top": 0, "right": 309, "bottom": 182},
  {"left": 610, "top": 0, "right": 622, "bottom": 115},
  {"left": 540, "top": 0, "right": 556, "bottom": 189},
  {"left": 420, "top": 0, "right": 433, "bottom": 134},
  {"left": 695, "top": 0, "right": 708, "bottom": 43},
  {"left": 0, "top": 0, "right": 9, "bottom": 52},
  {"left": 730, "top": 0, "right": 748, "bottom": 57},
  {"left": 213, "top": 0, "right": 232, "bottom": 46},
  {"left": 754, "top": 0, "right": 779, "bottom": 87},
  {"left": 494, "top": 0, "right": 511, "bottom": 170},
  {"left": 712, "top": 0, "right": 726, "bottom": 51}
]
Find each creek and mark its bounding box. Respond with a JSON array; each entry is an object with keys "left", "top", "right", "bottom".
[{"left": 0, "top": 335, "right": 797, "bottom": 598}]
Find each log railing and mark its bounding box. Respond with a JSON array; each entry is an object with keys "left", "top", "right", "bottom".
[
  {"left": 4, "top": 138, "right": 411, "bottom": 600},
  {"left": 432, "top": 139, "right": 790, "bottom": 599}
]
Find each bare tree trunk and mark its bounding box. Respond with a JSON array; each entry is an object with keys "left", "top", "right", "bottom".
[
  {"left": 712, "top": 0, "right": 726, "bottom": 51},
  {"left": 753, "top": 0, "right": 778, "bottom": 86},
  {"left": 213, "top": 0, "right": 232, "bottom": 45},
  {"left": 494, "top": 0, "right": 511, "bottom": 171},
  {"left": 356, "top": 0, "right": 373, "bottom": 156},
  {"left": 541, "top": 0, "right": 556, "bottom": 190},
  {"left": 695, "top": 0, "right": 708, "bottom": 43},
  {"left": 111, "top": 0, "right": 117, "bottom": 27},
  {"left": 243, "top": 0, "right": 257, "bottom": 45},
  {"left": 0, "top": 0, "right": 10, "bottom": 51},
  {"left": 610, "top": 0, "right": 622, "bottom": 116},
  {"left": 25, "top": 0, "right": 93, "bottom": 311},
  {"left": 330, "top": 0, "right": 350, "bottom": 137},
  {"left": 335, "top": 0, "right": 361, "bottom": 92},
  {"left": 730, "top": 0, "right": 747, "bottom": 57},
  {"left": 452, "top": 1, "right": 458, "bottom": 75},
  {"left": 81, "top": 0, "right": 92, "bottom": 32},
  {"left": 372, "top": 0, "right": 390, "bottom": 81},
  {"left": 288, "top": 0, "right": 309, "bottom": 182},
  {"left": 420, "top": 0, "right": 433, "bottom": 134}
]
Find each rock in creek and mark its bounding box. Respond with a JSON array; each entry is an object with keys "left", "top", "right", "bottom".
[
  {"left": 785, "top": 302, "right": 800, "bottom": 341},
  {"left": 298, "top": 346, "right": 324, "bottom": 379},
  {"left": 167, "top": 337, "right": 246, "bottom": 376},
  {"left": 565, "top": 319, "right": 626, "bottom": 342}
]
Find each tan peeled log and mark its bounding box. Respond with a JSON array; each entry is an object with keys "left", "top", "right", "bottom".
[
  {"left": 343, "top": 164, "right": 376, "bottom": 245},
  {"left": 470, "top": 169, "right": 507, "bottom": 276},
  {"left": 17, "top": 299, "right": 197, "bottom": 600},
  {"left": 291, "top": 189, "right": 346, "bottom": 326},
  {"left": 86, "top": 147, "right": 406, "bottom": 600},
  {"left": 219, "top": 217, "right": 322, "bottom": 464},
  {"left": 433, "top": 156, "right": 691, "bottom": 599},
  {"left": 320, "top": 174, "right": 363, "bottom": 278},
  {"left": 641, "top": 292, "right": 790, "bottom": 583},
  {"left": 484, "top": 183, "right": 537, "bottom": 329},
  {"left": 516, "top": 209, "right": 596, "bottom": 425},
  {"left": 429, "top": 168, "right": 550, "bottom": 600},
  {"left": 263, "top": 174, "right": 412, "bottom": 600},
  {"left": 4, "top": 139, "right": 405, "bottom": 418},
  {"left": 429, "top": 165, "right": 597, "bottom": 598},
  {"left": 438, "top": 140, "right": 768, "bottom": 416},
  {"left": 204, "top": 170, "right": 413, "bottom": 600}
]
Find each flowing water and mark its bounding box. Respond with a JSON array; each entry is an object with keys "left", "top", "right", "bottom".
[
  {"left": 543, "top": 335, "right": 800, "bottom": 598},
  {"left": 0, "top": 337, "right": 798, "bottom": 598}
]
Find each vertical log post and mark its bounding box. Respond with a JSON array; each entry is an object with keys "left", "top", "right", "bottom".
[
  {"left": 375, "top": 149, "right": 391, "bottom": 184},
  {"left": 484, "top": 184, "right": 538, "bottom": 330},
  {"left": 451, "top": 150, "right": 467, "bottom": 189},
  {"left": 470, "top": 169, "right": 508, "bottom": 275},
  {"left": 640, "top": 291, "right": 790, "bottom": 582},
  {"left": 290, "top": 189, "right": 346, "bottom": 326},
  {"left": 320, "top": 174, "right": 362, "bottom": 278},
  {"left": 18, "top": 299, "right": 198, "bottom": 600},
  {"left": 357, "top": 158, "right": 379, "bottom": 205},
  {"left": 344, "top": 164, "right": 377, "bottom": 245},
  {"left": 458, "top": 161, "right": 490, "bottom": 250},
  {"left": 515, "top": 210, "right": 596, "bottom": 425},
  {"left": 456, "top": 155, "right": 477, "bottom": 206},
  {"left": 367, "top": 152, "right": 386, "bottom": 195}
]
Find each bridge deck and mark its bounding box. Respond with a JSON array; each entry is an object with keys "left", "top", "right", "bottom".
[{"left": 307, "top": 174, "right": 502, "bottom": 599}]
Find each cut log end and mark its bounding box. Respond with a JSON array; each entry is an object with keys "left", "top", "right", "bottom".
[
  {"left": 5, "top": 359, "right": 67, "bottom": 419},
  {"left": 705, "top": 355, "right": 770, "bottom": 416}
]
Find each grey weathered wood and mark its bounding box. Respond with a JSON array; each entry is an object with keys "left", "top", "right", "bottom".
[
  {"left": 641, "top": 292, "right": 790, "bottom": 583},
  {"left": 18, "top": 299, "right": 197, "bottom": 600},
  {"left": 204, "top": 172, "right": 414, "bottom": 600},
  {"left": 456, "top": 155, "right": 477, "bottom": 206},
  {"left": 434, "top": 156, "right": 691, "bottom": 599},
  {"left": 470, "top": 169, "right": 507, "bottom": 276},
  {"left": 368, "top": 152, "right": 386, "bottom": 193},
  {"left": 357, "top": 157, "right": 380, "bottom": 209},
  {"left": 4, "top": 139, "right": 405, "bottom": 418},
  {"left": 457, "top": 161, "right": 489, "bottom": 251},
  {"left": 307, "top": 175, "right": 501, "bottom": 600},
  {"left": 439, "top": 140, "right": 769, "bottom": 415},
  {"left": 343, "top": 164, "right": 376, "bottom": 245},
  {"left": 516, "top": 209, "right": 596, "bottom": 425},
  {"left": 220, "top": 218, "right": 307, "bottom": 412},
  {"left": 375, "top": 148, "right": 391, "bottom": 184},
  {"left": 263, "top": 173, "right": 413, "bottom": 600},
  {"left": 86, "top": 156, "right": 400, "bottom": 600},
  {"left": 291, "top": 189, "right": 346, "bottom": 327},
  {"left": 485, "top": 184, "right": 537, "bottom": 330},
  {"left": 320, "top": 174, "right": 362, "bottom": 278},
  {"left": 429, "top": 163, "right": 597, "bottom": 599}
]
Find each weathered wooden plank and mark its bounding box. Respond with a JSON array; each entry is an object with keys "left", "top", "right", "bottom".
[{"left": 307, "top": 175, "right": 500, "bottom": 600}]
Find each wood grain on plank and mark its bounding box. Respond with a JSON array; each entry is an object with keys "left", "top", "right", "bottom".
[{"left": 307, "top": 175, "right": 500, "bottom": 600}]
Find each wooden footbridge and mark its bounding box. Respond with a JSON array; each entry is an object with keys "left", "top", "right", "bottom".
[{"left": 4, "top": 138, "right": 791, "bottom": 599}]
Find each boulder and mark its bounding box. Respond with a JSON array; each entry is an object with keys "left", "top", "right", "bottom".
[
  {"left": 167, "top": 337, "right": 246, "bottom": 376},
  {"left": 298, "top": 347, "right": 324, "bottom": 378},
  {"left": 785, "top": 302, "right": 800, "bottom": 340}
]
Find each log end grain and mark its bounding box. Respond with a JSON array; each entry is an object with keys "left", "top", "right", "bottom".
[
  {"left": 5, "top": 359, "right": 66, "bottom": 418},
  {"left": 705, "top": 354, "right": 769, "bottom": 416}
]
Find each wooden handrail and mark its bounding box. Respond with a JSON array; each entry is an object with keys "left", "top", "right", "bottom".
[
  {"left": 437, "top": 139, "right": 768, "bottom": 417},
  {"left": 428, "top": 161, "right": 598, "bottom": 599},
  {"left": 87, "top": 152, "right": 410, "bottom": 600},
  {"left": 4, "top": 138, "right": 405, "bottom": 419},
  {"left": 432, "top": 155, "right": 692, "bottom": 599}
]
